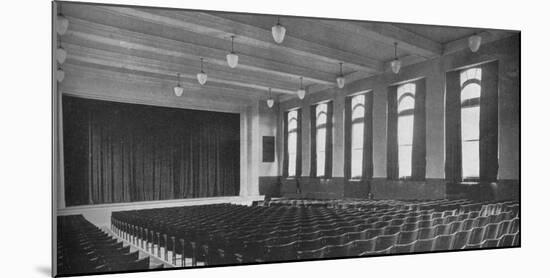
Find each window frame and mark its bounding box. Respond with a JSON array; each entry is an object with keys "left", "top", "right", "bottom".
[
  {"left": 315, "top": 103, "right": 328, "bottom": 177},
  {"left": 459, "top": 68, "right": 482, "bottom": 181},
  {"left": 286, "top": 110, "right": 299, "bottom": 178},
  {"left": 349, "top": 95, "right": 366, "bottom": 180},
  {"left": 396, "top": 83, "right": 416, "bottom": 180}
]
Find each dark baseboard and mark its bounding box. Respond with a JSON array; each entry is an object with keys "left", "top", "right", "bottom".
[{"left": 262, "top": 176, "right": 519, "bottom": 201}]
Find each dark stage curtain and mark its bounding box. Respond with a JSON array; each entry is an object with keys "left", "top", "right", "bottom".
[
  {"left": 343, "top": 97, "right": 352, "bottom": 179},
  {"left": 309, "top": 105, "right": 317, "bottom": 177},
  {"left": 295, "top": 109, "right": 303, "bottom": 177},
  {"left": 282, "top": 111, "right": 289, "bottom": 177},
  {"left": 411, "top": 78, "right": 427, "bottom": 180},
  {"left": 362, "top": 93, "right": 374, "bottom": 179},
  {"left": 325, "top": 101, "right": 334, "bottom": 178},
  {"left": 479, "top": 61, "right": 499, "bottom": 182},
  {"left": 386, "top": 86, "right": 399, "bottom": 180},
  {"left": 63, "top": 96, "right": 240, "bottom": 206},
  {"left": 445, "top": 70, "right": 463, "bottom": 182}
]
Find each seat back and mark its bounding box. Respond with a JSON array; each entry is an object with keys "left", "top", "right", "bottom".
[
  {"left": 397, "top": 230, "right": 418, "bottom": 245},
  {"left": 391, "top": 242, "right": 414, "bottom": 254},
  {"left": 498, "top": 234, "right": 515, "bottom": 247},
  {"left": 451, "top": 230, "right": 470, "bottom": 249},
  {"left": 433, "top": 235, "right": 453, "bottom": 251},
  {"left": 413, "top": 238, "right": 434, "bottom": 252},
  {"left": 374, "top": 234, "right": 397, "bottom": 251},
  {"left": 417, "top": 227, "right": 434, "bottom": 240},
  {"left": 383, "top": 225, "right": 402, "bottom": 236},
  {"left": 349, "top": 238, "right": 375, "bottom": 256},
  {"left": 482, "top": 239, "right": 499, "bottom": 248},
  {"left": 483, "top": 223, "right": 499, "bottom": 240},
  {"left": 468, "top": 227, "right": 485, "bottom": 245}
]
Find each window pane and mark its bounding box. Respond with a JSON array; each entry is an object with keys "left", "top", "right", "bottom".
[
  {"left": 316, "top": 103, "right": 327, "bottom": 114},
  {"left": 398, "top": 96, "right": 415, "bottom": 113},
  {"left": 317, "top": 113, "right": 327, "bottom": 126},
  {"left": 460, "top": 68, "right": 482, "bottom": 86},
  {"left": 288, "top": 154, "right": 296, "bottom": 176},
  {"left": 351, "top": 94, "right": 365, "bottom": 108},
  {"left": 317, "top": 128, "right": 326, "bottom": 153},
  {"left": 317, "top": 152, "right": 325, "bottom": 177},
  {"left": 352, "top": 122, "right": 364, "bottom": 149},
  {"left": 461, "top": 106, "right": 480, "bottom": 141},
  {"left": 398, "top": 115, "right": 414, "bottom": 146},
  {"left": 398, "top": 145, "right": 412, "bottom": 178},
  {"left": 461, "top": 83, "right": 481, "bottom": 102},
  {"left": 462, "top": 141, "right": 479, "bottom": 178},
  {"left": 351, "top": 149, "right": 363, "bottom": 178},
  {"left": 352, "top": 105, "right": 365, "bottom": 120},
  {"left": 398, "top": 83, "right": 416, "bottom": 96},
  {"left": 288, "top": 132, "right": 297, "bottom": 154},
  {"left": 288, "top": 118, "right": 297, "bottom": 131},
  {"left": 316, "top": 127, "right": 326, "bottom": 177}
]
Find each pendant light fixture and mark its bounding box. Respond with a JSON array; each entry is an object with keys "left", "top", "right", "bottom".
[
  {"left": 390, "top": 42, "right": 401, "bottom": 74},
  {"left": 272, "top": 16, "right": 286, "bottom": 44},
  {"left": 174, "top": 72, "right": 184, "bottom": 97},
  {"left": 56, "top": 14, "right": 69, "bottom": 35},
  {"left": 297, "top": 77, "right": 306, "bottom": 100},
  {"left": 56, "top": 42, "right": 67, "bottom": 64},
  {"left": 197, "top": 57, "right": 208, "bottom": 85},
  {"left": 267, "top": 88, "right": 274, "bottom": 108},
  {"left": 468, "top": 33, "right": 482, "bottom": 53},
  {"left": 56, "top": 68, "right": 65, "bottom": 82},
  {"left": 226, "top": 36, "right": 239, "bottom": 68},
  {"left": 336, "top": 62, "right": 345, "bottom": 89}
]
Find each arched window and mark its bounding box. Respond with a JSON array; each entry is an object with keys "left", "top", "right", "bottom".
[
  {"left": 315, "top": 104, "right": 328, "bottom": 177},
  {"left": 287, "top": 110, "right": 298, "bottom": 176},
  {"left": 397, "top": 83, "right": 416, "bottom": 178},
  {"left": 350, "top": 94, "right": 365, "bottom": 178},
  {"left": 460, "top": 67, "right": 482, "bottom": 179}
]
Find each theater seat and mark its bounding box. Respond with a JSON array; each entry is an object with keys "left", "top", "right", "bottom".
[
  {"left": 413, "top": 238, "right": 434, "bottom": 252},
  {"left": 433, "top": 235, "right": 453, "bottom": 251}
]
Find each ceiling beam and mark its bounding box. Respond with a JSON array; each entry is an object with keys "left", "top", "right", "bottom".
[
  {"left": 63, "top": 17, "right": 337, "bottom": 86},
  {"left": 98, "top": 6, "right": 384, "bottom": 73},
  {"left": 443, "top": 30, "right": 518, "bottom": 55},
  {"left": 61, "top": 63, "right": 256, "bottom": 110},
  {"left": 316, "top": 20, "right": 443, "bottom": 58},
  {"left": 64, "top": 43, "right": 299, "bottom": 95}
]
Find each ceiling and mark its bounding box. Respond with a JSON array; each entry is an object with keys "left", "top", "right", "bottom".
[{"left": 57, "top": 2, "right": 516, "bottom": 102}]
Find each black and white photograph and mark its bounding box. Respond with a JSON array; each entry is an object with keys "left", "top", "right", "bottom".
[
  {"left": 9, "top": 0, "right": 550, "bottom": 278},
  {"left": 50, "top": 1, "right": 523, "bottom": 276}
]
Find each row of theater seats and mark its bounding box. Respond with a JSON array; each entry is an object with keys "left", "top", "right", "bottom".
[
  {"left": 57, "top": 215, "right": 161, "bottom": 275},
  {"left": 257, "top": 198, "right": 516, "bottom": 214},
  {"left": 110, "top": 199, "right": 519, "bottom": 267}
]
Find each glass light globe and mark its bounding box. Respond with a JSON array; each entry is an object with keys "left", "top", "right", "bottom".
[
  {"left": 391, "top": 59, "right": 401, "bottom": 74},
  {"left": 272, "top": 23, "right": 286, "bottom": 44},
  {"left": 336, "top": 76, "right": 345, "bottom": 89},
  {"left": 197, "top": 71, "right": 207, "bottom": 85},
  {"left": 469, "top": 34, "right": 482, "bottom": 53},
  {"left": 56, "top": 47, "right": 67, "bottom": 64},
  {"left": 226, "top": 52, "right": 239, "bottom": 68},
  {"left": 174, "top": 86, "right": 183, "bottom": 97},
  {"left": 297, "top": 89, "right": 306, "bottom": 100},
  {"left": 56, "top": 69, "right": 65, "bottom": 82},
  {"left": 267, "top": 98, "right": 274, "bottom": 108},
  {"left": 56, "top": 15, "right": 69, "bottom": 35}
]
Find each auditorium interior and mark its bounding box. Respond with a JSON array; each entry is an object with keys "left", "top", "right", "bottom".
[{"left": 52, "top": 1, "right": 520, "bottom": 276}]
